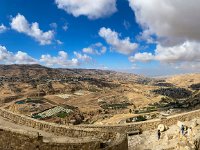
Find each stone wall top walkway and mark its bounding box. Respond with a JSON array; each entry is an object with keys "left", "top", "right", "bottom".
[
  {"left": 79, "top": 109, "right": 200, "bottom": 132},
  {"left": 0, "top": 108, "right": 128, "bottom": 150}
]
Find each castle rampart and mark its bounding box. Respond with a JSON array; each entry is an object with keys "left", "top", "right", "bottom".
[
  {"left": 79, "top": 109, "right": 200, "bottom": 132},
  {"left": 0, "top": 108, "right": 128, "bottom": 150},
  {"left": 1, "top": 107, "right": 200, "bottom": 150}
]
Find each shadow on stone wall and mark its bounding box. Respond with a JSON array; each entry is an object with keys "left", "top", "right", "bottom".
[{"left": 0, "top": 108, "right": 128, "bottom": 150}]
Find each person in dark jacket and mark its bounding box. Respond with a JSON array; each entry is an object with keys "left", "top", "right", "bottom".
[
  {"left": 181, "top": 124, "right": 184, "bottom": 135},
  {"left": 157, "top": 130, "right": 161, "bottom": 140}
]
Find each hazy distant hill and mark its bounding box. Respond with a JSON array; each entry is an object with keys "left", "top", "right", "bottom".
[
  {"left": 0, "top": 64, "right": 60, "bottom": 78},
  {"left": 0, "top": 64, "right": 143, "bottom": 82}
]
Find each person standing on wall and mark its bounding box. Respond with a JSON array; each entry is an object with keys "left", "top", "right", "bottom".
[
  {"left": 181, "top": 125, "right": 184, "bottom": 135},
  {"left": 157, "top": 130, "right": 161, "bottom": 140}
]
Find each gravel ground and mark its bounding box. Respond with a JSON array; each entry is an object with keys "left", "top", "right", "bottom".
[{"left": 128, "top": 119, "right": 200, "bottom": 150}]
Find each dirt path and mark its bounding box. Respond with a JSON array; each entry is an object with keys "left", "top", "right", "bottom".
[{"left": 0, "top": 116, "right": 96, "bottom": 143}]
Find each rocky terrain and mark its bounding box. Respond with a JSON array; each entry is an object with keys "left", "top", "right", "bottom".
[{"left": 129, "top": 118, "right": 200, "bottom": 150}]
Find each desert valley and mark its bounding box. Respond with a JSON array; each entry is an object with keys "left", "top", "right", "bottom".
[
  {"left": 0, "top": 64, "right": 199, "bottom": 149},
  {"left": 1, "top": 64, "right": 199, "bottom": 126}
]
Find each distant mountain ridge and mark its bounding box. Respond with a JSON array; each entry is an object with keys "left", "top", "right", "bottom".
[
  {"left": 0, "top": 64, "right": 140, "bottom": 81},
  {"left": 0, "top": 64, "right": 199, "bottom": 87}
]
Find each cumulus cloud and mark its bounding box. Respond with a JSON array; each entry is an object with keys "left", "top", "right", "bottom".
[
  {"left": 129, "top": 0, "right": 200, "bottom": 70},
  {"left": 155, "top": 42, "right": 200, "bottom": 63},
  {"left": 136, "top": 30, "right": 155, "bottom": 44},
  {"left": 40, "top": 51, "right": 79, "bottom": 67},
  {"left": 129, "top": 0, "right": 200, "bottom": 45},
  {"left": 55, "top": 0, "right": 117, "bottom": 19},
  {"left": 129, "top": 41, "right": 200, "bottom": 63},
  {"left": 14, "top": 51, "right": 38, "bottom": 64},
  {"left": 0, "top": 45, "right": 37, "bottom": 64},
  {"left": 129, "top": 52, "right": 153, "bottom": 62},
  {"left": 99, "top": 27, "right": 138, "bottom": 55},
  {"left": 0, "top": 24, "right": 7, "bottom": 33},
  {"left": 10, "top": 13, "right": 54, "bottom": 45},
  {"left": 74, "top": 51, "right": 92, "bottom": 62},
  {"left": 82, "top": 43, "right": 106, "bottom": 55},
  {"left": 0, "top": 45, "right": 94, "bottom": 67}
]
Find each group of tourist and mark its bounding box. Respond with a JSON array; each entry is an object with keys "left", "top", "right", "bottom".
[
  {"left": 180, "top": 125, "right": 193, "bottom": 138},
  {"left": 157, "top": 124, "right": 193, "bottom": 140}
]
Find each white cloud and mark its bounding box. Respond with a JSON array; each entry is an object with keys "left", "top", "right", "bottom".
[
  {"left": 136, "top": 30, "right": 155, "bottom": 44},
  {"left": 0, "top": 24, "right": 7, "bottom": 33},
  {"left": 155, "top": 42, "right": 200, "bottom": 63},
  {"left": 82, "top": 43, "right": 106, "bottom": 55},
  {"left": 129, "top": 0, "right": 200, "bottom": 45},
  {"left": 14, "top": 51, "right": 37, "bottom": 64},
  {"left": 0, "top": 45, "right": 37, "bottom": 64},
  {"left": 129, "top": 0, "right": 200, "bottom": 71},
  {"left": 55, "top": 0, "right": 117, "bottom": 19},
  {"left": 129, "top": 52, "right": 153, "bottom": 62},
  {"left": 74, "top": 51, "right": 92, "bottom": 62},
  {"left": 10, "top": 13, "right": 54, "bottom": 45},
  {"left": 130, "top": 41, "right": 200, "bottom": 63},
  {"left": 40, "top": 51, "right": 79, "bottom": 67},
  {"left": 0, "top": 45, "right": 94, "bottom": 67},
  {"left": 99, "top": 27, "right": 138, "bottom": 55}
]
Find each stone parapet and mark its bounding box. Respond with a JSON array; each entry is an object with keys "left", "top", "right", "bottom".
[
  {"left": 0, "top": 108, "right": 128, "bottom": 150},
  {"left": 79, "top": 109, "right": 200, "bottom": 132}
]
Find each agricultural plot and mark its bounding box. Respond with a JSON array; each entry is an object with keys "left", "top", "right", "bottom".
[{"left": 32, "top": 106, "right": 73, "bottom": 119}]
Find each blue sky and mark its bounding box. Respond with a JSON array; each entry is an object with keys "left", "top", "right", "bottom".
[{"left": 0, "top": 0, "right": 199, "bottom": 76}]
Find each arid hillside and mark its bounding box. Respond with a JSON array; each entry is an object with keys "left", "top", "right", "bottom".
[
  {"left": 166, "top": 73, "right": 200, "bottom": 88},
  {"left": 0, "top": 64, "right": 199, "bottom": 125}
]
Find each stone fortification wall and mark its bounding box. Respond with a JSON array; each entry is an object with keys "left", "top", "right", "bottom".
[
  {"left": 0, "top": 108, "right": 128, "bottom": 150},
  {"left": 1, "top": 106, "right": 200, "bottom": 150},
  {"left": 0, "top": 125, "right": 101, "bottom": 150},
  {"left": 80, "top": 109, "right": 200, "bottom": 132},
  {"left": 0, "top": 108, "right": 110, "bottom": 138}
]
